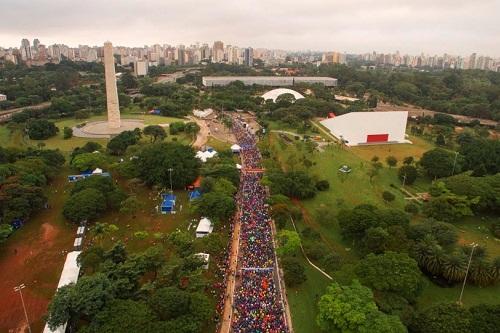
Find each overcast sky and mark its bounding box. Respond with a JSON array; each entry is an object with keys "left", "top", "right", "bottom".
[{"left": 1, "top": 0, "right": 499, "bottom": 56}]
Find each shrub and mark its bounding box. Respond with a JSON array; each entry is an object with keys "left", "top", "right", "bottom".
[
  {"left": 63, "top": 127, "right": 73, "bottom": 139},
  {"left": 282, "top": 257, "right": 307, "bottom": 287},
  {"left": 405, "top": 202, "right": 419, "bottom": 215},
  {"left": 315, "top": 180, "right": 330, "bottom": 191},
  {"left": 75, "top": 110, "right": 90, "bottom": 119},
  {"left": 382, "top": 191, "right": 396, "bottom": 202},
  {"left": 398, "top": 165, "right": 418, "bottom": 185}
]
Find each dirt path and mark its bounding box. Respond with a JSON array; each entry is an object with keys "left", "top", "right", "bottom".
[
  {"left": 188, "top": 116, "right": 209, "bottom": 148},
  {"left": 0, "top": 173, "right": 74, "bottom": 333}
]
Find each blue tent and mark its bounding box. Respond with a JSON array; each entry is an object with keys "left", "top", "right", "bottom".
[
  {"left": 189, "top": 190, "right": 201, "bottom": 201},
  {"left": 160, "top": 194, "right": 176, "bottom": 214},
  {"left": 11, "top": 218, "right": 24, "bottom": 230}
]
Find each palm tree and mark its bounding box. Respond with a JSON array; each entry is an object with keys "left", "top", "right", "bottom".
[
  {"left": 489, "top": 257, "right": 500, "bottom": 283},
  {"left": 470, "top": 259, "right": 493, "bottom": 287},
  {"left": 442, "top": 253, "right": 467, "bottom": 283},
  {"left": 425, "top": 245, "right": 446, "bottom": 275}
]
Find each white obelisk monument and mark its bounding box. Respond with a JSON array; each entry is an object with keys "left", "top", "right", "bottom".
[{"left": 103, "top": 41, "right": 121, "bottom": 129}]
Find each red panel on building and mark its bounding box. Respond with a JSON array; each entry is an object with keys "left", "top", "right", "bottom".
[{"left": 366, "top": 134, "right": 389, "bottom": 142}]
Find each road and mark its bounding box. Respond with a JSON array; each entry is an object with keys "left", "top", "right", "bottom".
[{"left": 0, "top": 102, "right": 52, "bottom": 123}]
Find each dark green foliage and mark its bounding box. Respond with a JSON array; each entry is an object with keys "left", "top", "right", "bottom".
[
  {"left": 315, "top": 179, "right": 330, "bottom": 191},
  {"left": 420, "top": 148, "right": 460, "bottom": 178},
  {"left": 382, "top": 190, "right": 396, "bottom": 202},
  {"left": 27, "top": 119, "right": 58, "bottom": 139},
  {"left": 404, "top": 202, "right": 419, "bottom": 214},
  {"left": 469, "top": 304, "right": 500, "bottom": 333},
  {"left": 281, "top": 257, "right": 307, "bottom": 287},
  {"left": 143, "top": 125, "right": 166, "bottom": 142},
  {"left": 356, "top": 252, "right": 424, "bottom": 302},
  {"left": 398, "top": 165, "right": 418, "bottom": 185},
  {"left": 459, "top": 137, "right": 500, "bottom": 175},
  {"left": 410, "top": 303, "right": 472, "bottom": 333},
  {"left": 136, "top": 142, "right": 200, "bottom": 189},
  {"left": 193, "top": 192, "right": 235, "bottom": 221},
  {"left": 268, "top": 170, "right": 317, "bottom": 199},
  {"left": 63, "top": 188, "right": 106, "bottom": 222},
  {"left": 107, "top": 130, "right": 141, "bottom": 155},
  {"left": 338, "top": 204, "right": 380, "bottom": 240},
  {"left": 443, "top": 173, "right": 500, "bottom": 213},
  {"left": 386, "top": 155, "right": 397, "bottom": 167},
  {"left": 63, "top": 126, "right": 73, "bottom": 139}
]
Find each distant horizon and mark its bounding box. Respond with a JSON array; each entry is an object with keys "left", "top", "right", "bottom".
[
  {"left": 1, "top": 0, "right": 499, "bottom": 56},
  {"left": 1, "top": 37, "right": 497, "bottom": 58}
]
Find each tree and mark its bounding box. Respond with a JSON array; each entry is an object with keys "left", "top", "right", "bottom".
[
  {"left": 83, "top": 299, "right": 156, "bottom": 333},
  {"left": 136, "top": 142, "right": 200, "bottom": 189},
  {"left": 338, "top": 205, "right": 380, "bottom": 240},
  {"left": 363, "top": 227, "right": 389, "bottom": 254},
  {"left": 0, "top": 224, "right": 13, "bottom": 244},
  {"left": 441, "top": 253, "right": 467, "bottom": 282},
  {"left": 27, "top": 119, "right": 58, "bottom": 140},
  {"left": 423, "top": 182, "right": 477, "bottom": 222},
  {"left": 149, "top": 287, "right": 191, "bottom": 320},
  {"left": 367, "top": 95, "right": 378, "bottom": 108},
  {"left": 403, "top": 156, "right": 414, "bottom": 165},
  {"left": 420, "top": 148, "right": 460, "bottom": 179},
  {"left": 120, "top": 196, "right": 141, "bottom": 215},
  {"left": 107, "top": 130, "right": 141, "bottom": 155},
  {"left": 143, "top": 125, "right": 166, "bottom": 143},
  {"left": 386, "top": 156, "right": 397, "bottom": 168},
  {"left": 63, "top": 188, "right": 106, "bottom": 222},
  {"left": 355, "top": 252, "right": 424, "bottom": 302},
  {"left": 315, "top": 180, "right": 330, "bottom": 191},
  {"left": 184, "top": 122, "right": 200, "bottom": 139},
  {"left": 193, "top": 192, "right": 235, "bottom": 221},
  {"left": 382, "top": 191, "right": 396, "bottom": 202},
  {"left": 282, "top": 257, "right": 307, "bottom": 287},
  {"left": 277, "top": 230, "right": 301, "bottom": 256},
  {"left": 120, "top": 72, "right": 139, "bottom": 89},
  {"left": 63, "top": 126, "right": 73, "bottom": 139},
  {"left": 367, "top": 161, "right": 383, "bottom": 183},
  {"left": 46, "top": 273, "right": 115, "bottom": 330},
  {"left": 435, "top": 133, "right": 446, "bottom": 146},
  {"left": 71, "top": 152, "right": 107, "bottom": 172},
  {"left": 317, "top": 280, "right": 405, "bottom": 333},
  {"left": 410, "top": 303, "right": 472, "bottom": 333},
  {"left": 469, "top": 304, "right": 500, "bottom": 333},
  {"left": 398, "top": 165, "right": 417, "bottom": 185}
]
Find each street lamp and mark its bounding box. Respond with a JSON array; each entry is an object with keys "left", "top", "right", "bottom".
[
  {"left": 13, "top": 284, "right": 32, "bottom": 333},
  {"left": 168, "top": 168, "right": 173, "bottom": 193},
  {"left": 451, "top": 151, "right": 459, "bottom": 176},
  {"left": 458, "top": 242, "right": 477, "bottom": 305}
]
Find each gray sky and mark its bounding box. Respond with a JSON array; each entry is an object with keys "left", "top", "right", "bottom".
[{"left": 1, "top": 0, "right": 499, "bottom": 56}]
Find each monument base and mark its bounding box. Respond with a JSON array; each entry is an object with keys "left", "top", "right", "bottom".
[{"left": 73, "top": 119, "right": 145, "bottom": 138}]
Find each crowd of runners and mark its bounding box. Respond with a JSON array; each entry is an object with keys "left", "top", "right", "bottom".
[{"left": 230, "top": 118, "right": 289, "bottom": 333}]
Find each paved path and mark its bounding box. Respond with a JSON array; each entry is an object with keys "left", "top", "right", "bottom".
[
  {"left": 188, "top": 116, "right": 209, "bottom": 148},
  {"left": 219, "top": 211, "right": 241, "bottom": 333},
  {"left": 0, "top": 102, "right": 51, "bottom": 122}
]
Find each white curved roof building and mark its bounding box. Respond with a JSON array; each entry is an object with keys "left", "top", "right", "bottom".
[{"left": 261, "top": 88, "right": 305, "bottom": 103}]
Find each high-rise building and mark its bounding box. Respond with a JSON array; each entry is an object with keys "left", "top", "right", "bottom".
[
  {"left": 134, "top": 59, "right": 149, "bottom": 76},
  {"left": 244, "top": 47, "right": 253, "bottom": 66},
  {"left": 468, "top": 53, "right": 477, "bottom": 69},
  {"left": 212, "top": 41, "right": 224, "bottom": 63},
  {"left": 20, "top": 38, "right": 31, "bottom": 61}
]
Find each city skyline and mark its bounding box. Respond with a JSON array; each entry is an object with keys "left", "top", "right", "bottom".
[{"left": 0, "top": 0, "right": 499, "bottom": 56}]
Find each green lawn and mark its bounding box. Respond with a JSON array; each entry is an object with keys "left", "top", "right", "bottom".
[{"left": 287, "top": 255, "right": 333, "bottom": 333}]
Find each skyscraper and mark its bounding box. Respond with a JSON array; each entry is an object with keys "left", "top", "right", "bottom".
[
  {"left": 212, "top": 41, "right": 224, "bottom": 63},
  {"left": 20, "top": 38, "right": 31, "bottom": 61},
  {"left": 244, "top": 47, "right": 253, "bottom": 66}
]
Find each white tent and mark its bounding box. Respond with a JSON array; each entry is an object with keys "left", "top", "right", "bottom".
[
  {"left": 320, "top": 111, "right": 409, "bottom": 146},
  {"left": 43, "top": 251, "right": 82, "bottom": 333},
  {"left": 195, "top": 217, "right": 213, "bottom": 238},
  {"left": 195, "top": 253, "right": 210, "bottom": 269},
  {"left": 236, "top": 164, "right": 242, "bottom": 170},
  {"left": 261, "top": 88, "right": 305, "bottom": 103},
  {"left": 231, "top": 144, "right": 241, "bottom": 153},
  {"left": 196, "top": 150, "right": 217, "bottom": 163},
  {"left": 92, "top": 168, "right": 103, "bottom": 174},
  {"left": 193, "top": 108, "right": 214, "bottom": 118}
]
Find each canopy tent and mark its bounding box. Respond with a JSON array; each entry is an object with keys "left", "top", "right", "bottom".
[
  {"left": 160, "top": 193, "right": 176, "bottom": 214},
  {"left": 196, "top": 150, "right": 217, "bottom": 163},
  {"left": 236, "top": 164, "right": 242, "bottom": 170},
  {"left": 92, "top": 168, "right": 103, "bottom": 174},
  {"left": 231, "top": 144, "right": 241, "bottom": 153},
  {"left": 189, "top": 189, "right": 202, "bottom": 201},
  {"left": 195, "top": 253, "right": 210, "bottom": 269},
  {"left": 68, "top": 169, "right": 110, "bottom": 182},
  {"left": 195, "top": 217, "right": 213, "bottom": 238},
  {"left": 43, "top": 251, "right": 82, "bottom": 333}
]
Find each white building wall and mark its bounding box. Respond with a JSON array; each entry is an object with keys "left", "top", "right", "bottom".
[{"left": 320, "top": 111, "right": 408, "bottom": 146}]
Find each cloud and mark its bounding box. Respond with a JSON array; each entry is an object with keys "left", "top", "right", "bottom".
[{"left": 0, "top": 0, "right": 498, "bottom": 55}]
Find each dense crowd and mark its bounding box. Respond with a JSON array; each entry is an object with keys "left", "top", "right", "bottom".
[{"left": 231, "top": 118, "right": 288, "bottom": 333}]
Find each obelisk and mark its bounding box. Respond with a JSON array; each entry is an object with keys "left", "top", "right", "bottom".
[{"left": 103, "top": 41, "right": 121, "bottom": 129}]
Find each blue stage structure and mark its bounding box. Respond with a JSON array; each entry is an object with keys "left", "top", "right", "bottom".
[
  {"left": 160, "top": 193, "right": 176, "bottom": 214},
  {"left": 68, "top": 170, "right": 111, "bottom": 182}
]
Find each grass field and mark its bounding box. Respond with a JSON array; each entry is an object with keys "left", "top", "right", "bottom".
[
  {"left": 0, "top": 114, "right": 190, "bottom": 154},
  {"left": 287, "top": 255, "right": 332, "bottom": 333},
  {"left": 266, "top": 131, "right": 500, "bottom": 332}
]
